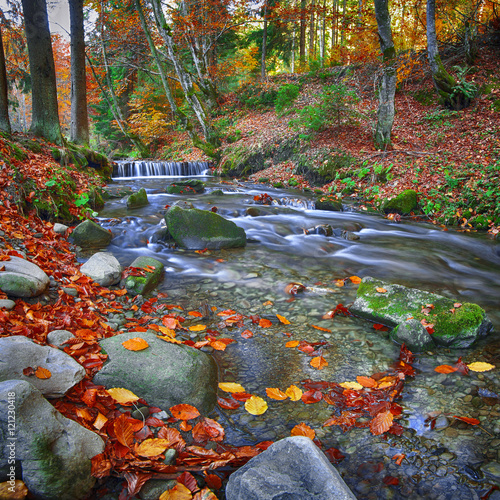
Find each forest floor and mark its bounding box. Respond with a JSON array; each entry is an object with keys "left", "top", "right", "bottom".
[{"left": 170, "top": 42, "right": 500, "bottom": 237}]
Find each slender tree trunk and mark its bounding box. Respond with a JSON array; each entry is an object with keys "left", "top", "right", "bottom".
[
  {"left": 309, "top": 0, "right": 315, "bottom": 59},
  {"left": 374, "top": 0, "right": 396, "bottom": 150},
  {"left": 0, "top": 27, "right": 11, "bottom": 134},
  {"left": 340, "top": 0, "right": 347, "bottom": 46},
  {"left": 426, "top": 0, "right": 468, "bottom": 109},
  {"left": 69, "top": 0, "right": 89, "bottom": 145},
  {"left": 261, "top": 0, "right": 268, "bottom": 80},
  {"left": 299, "top": 0, "right": 307, "bottom": 67},
  {"left": 21, "top": 0, "right": 62, "bottom": 144}
]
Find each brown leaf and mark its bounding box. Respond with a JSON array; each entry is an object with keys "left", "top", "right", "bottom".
[
  {"left": 114, "top": 414, "right": 134, "bottom": 448},
  {"left": 241, "top": 329, "right": 253, "bottom": 339},
  {"left": 356, "top": 376, "right": 377, "bottom": 388},
  {"left": 35, "top": 366, "right": 51, "bottom": 379},
  {"left": 369, "top": 410, "right": 394, "bottom": 435}
]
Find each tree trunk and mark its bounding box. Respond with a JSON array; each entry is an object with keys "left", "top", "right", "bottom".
[
  {"left": 299, "top": 0, "right": 307, "bottom": 67},
  {"left": 69, "top": 0, "right": 89, "bottom": 145},
  {"left": 0, "top": 27, "right": 11, "bottom": 134},
  {"left": 21, "top": 0, "right": 62, "bottom": 144},
  {"left": 309, "top": 0, "right": 315, "bottom": 59},
  {"left": 426, "top": 0, "right": 468, "bottom": 109},
  {"left": 261, "top": 0, "right": 268, "bottom": 80},
  {"left": 374, "top": 0, "right": 396, "bottom": 150}
]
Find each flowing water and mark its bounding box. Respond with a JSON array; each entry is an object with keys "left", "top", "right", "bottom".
[{"left": 98, "top": 170, "right": 500, "bottom": 499}]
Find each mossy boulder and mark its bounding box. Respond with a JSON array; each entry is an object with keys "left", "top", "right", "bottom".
[
  {"left": 166, "top": 179, "right": 205, "bottom": 194},
  {"left": 122, "top": 256, "right": 164, "bottom": 296},
  {"left": 70, "top": 219, "right": 112, "bottom": 248},
  {"left": 382, "top": 189, "right": 418, "bottom": 214},
  {"left": 390, "top": 319, "right": 436, "bottom": 352},
  {"left": 315, "top": 195, "right": 343, "bottom": 212},
  {"left": 127, "top": 187, "right": 149, "bottom": 208},
  {"left": 165, "top": 206, "right": 246, "bottom": 250},
  {"left": 350, "top": 277, "right": 493, "bottom": 349}
]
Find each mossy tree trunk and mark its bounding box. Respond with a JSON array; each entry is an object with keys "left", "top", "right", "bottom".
[
  {"left": 426, "top": 0, "right": 470, "bottom": 110},
  {"left": 373, "top": 0, "right": 396, "bottom": 150},
  {"left": 0, "top": 26, "right": 11, "bottom": 135},
  {"left": 21, "top": 0, "right": 63, "bottom": 145}
]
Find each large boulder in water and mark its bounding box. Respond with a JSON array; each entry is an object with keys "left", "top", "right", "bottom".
[
  {"left": 70, "top": 219, "right": 112, "bottom": 248},
  {"left": 165, "top": 206, "right": 246, "bottom": 250},
  {"left": 0, "top": 256, "right": 49, "bottom": 297},
  {"left": 350, "top": 277, "right": 493, "bottom": 349},
  {"left": 226, "top": 436, "right": 356, "bottom": 500},
  {"left": 166, "top": 179, "right": 205, "bottom": 194},
  {"left": 121, "top": 256, "right": 164, "bottom": 295},
  {"left": 127, "top": 187, "right": 149, "bottom": 208},
  {"left": 93, "top": 331, "right": 218, "bottom": 414}
]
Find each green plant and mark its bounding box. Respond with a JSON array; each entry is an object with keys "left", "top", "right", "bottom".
[
  {"left": 288, "top": 178, "right": 299, "bottom": 186},
  {"left": 356, "top": 166, "right": 370, "bottom": 179},
  {"left": 275, "top": 84, "right": 300, "bottom": 114},
  {"left": 451, "top": 65, "right": 478, "bottom": 101},
  {"left": 317, "top": 150, "right": 355, "bottom": 180}
]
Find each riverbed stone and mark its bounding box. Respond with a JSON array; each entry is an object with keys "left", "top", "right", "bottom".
[
  {"left": 127, "top": 187, "right": 149, "bottom": 208},
  {"left": 0, "top": 379, "right": 104, "bottom": 500},
  {"left": 0, "top": 256, "right": 50, "bottom": 298},
  {"left": 166, "top": 179, "right": 205, "bottom": 194},
  {"left": 53, "top": 223, "right": 69, "bottom": 234},
  {"left": 382, "top": 189, "right": 418, "bottom": 214},
  {"left": 93, "top": 331, "right": 218, "bottom": 414},
  {"left": 122, "top": 256, "right": 164, "bottom": 295},
  {"left": 47, "top": 330, "right": 75, "bottom": 348},
  {"left": 0, "top": 336, "right": 85, "bottom": 397},
  {"left": 315, "top": 196, "right": 343, "bottom": 212},
  {"left": 80, "top": 252, "right": 122, "bottom": 286},
  {"left": 390, "top": 318, "right": 435, "bottom": 352},
  {"left": 350, "top": 277, "right": 493, "bottom": 348},
  {"left": 165, "top": 206, "right": 246, "bottom": 250},
  {"left": 70, "top": 219, "right": 112, "bottom": 248},
  {"left": 0, "top": 299, "right": 15, "bottom": 310},
  {"left": 225, "top": 436, "right": 356, "bottom": 500}
]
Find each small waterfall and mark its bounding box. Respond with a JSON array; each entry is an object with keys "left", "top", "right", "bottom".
[
  {"left": 113, "top": 160, "right": 211, "bottom": 178},
  {"left": 273, "top": 197, "right": 316, "bottom": 209}
]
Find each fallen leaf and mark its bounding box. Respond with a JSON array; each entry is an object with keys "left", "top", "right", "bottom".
[
  {"left": 284, "top": 282, "right": 306, "bottom": 295},
  {"left": 285, "top": 385, "right": 303, "bottom": 401},
  {"left": 217, "top": 396, "right": 240, "bottom": 409},
  {"left": 334, "top": 279, "right": 345, "bottom": 287},
  {"left": 135, "top": 438, "right": 170, "bottom": 457},
  {"left": 301, "top": 389, "right": 323, "bottom": 404},
  {"left": 310, "top": 356, "right": 328, "bottom": 370},
  {"left": 159, "top": 326, "right": 176, "bottom": 337},
  {"left": 189, "top": 324, "right": 206, "bottom": 332},
  {"left": 467, "top": 362, "right": 495, "bottom": 372},
  {"left": 349, "top": 276, "right": 362, "bottom": 284},
  {"left": 285, "top": 340, "right": 299, "bottom": 348},
  {"left": 35, "top": 366, "right": 51, "bottom": 379},
  {"left": 452, "top": 415, "right": 480, "bottom": 425},
  {"left": 434, "top": 365, "right": 457, "bottom": 374},
  {"left": 114, "top": 414, "right": 135, "bottom": 448},
  {"left": 291, "top": 422, "right": 315, "bottom": 439},
  {"left": 188, "top": 311, "right": 203, "bottom": 317},
  {"left": 370, "top": 410, "right": 394, "bottom": 435},
  {"left": 122, "top": 337, "right": 149, "bottom": 351},
  {"left": 310, "top": 324, "right": 331, "bottom": 332},
  {"left": 259, "top": 318, "right": 273, "bottom": 328},
  {"left": 159, "top": 482, "right": 193, "bottom": 500},
  {"left": 241, "top": 329, "right": 253, "bottom": 339},
  {"left": 392, "top": 453, "right": 405, "bottom": 465},
  {"left": 339, "top": 381, "right": 363, "bottom": 390},
  {"left": 218, "top": 382, "right": 246, "bottom": 393},
  {"left": 179, "top": 421, "right": 192, "bottom": 432},
  {"left": 276, "top": 314, "right": 291, "bottom": 325},
  {"left": 106, "top": 387, "right": 140, "bottom": 404},
  {"left": 93, "top": 413, "right": 108, "bottom": 430},
  {"left": 244, "top": 396, "right": 268, "bottom": 415},
  {"left": 262, "top": 300, "right": 273, "bottom": 306},
  {"left": 265, "top": 387, "right": 288, "bottom": 400},
  {"left": 169, "top": 404, "right": 200, "bottom": 420},
  {"left": 22, "top": 367, "right": 35, "bottom": 376},
  {"left": 376, "top": 287, "right": 387, "bottom": 293},
  {"left": 356, "top": 376, "right": 377, "bottom": 388}
]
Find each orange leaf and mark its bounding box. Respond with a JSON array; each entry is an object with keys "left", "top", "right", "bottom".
[
  {"left": 135, "top": 438, "right": 170, "bottom": 457},
  {"left": 291, "top": 422, "right": 315, "bottom": 439},
  {"left": 276, "top": 314, "right": 290, "bottom": 325},
  {"left": 122, "top": 337, "right": 149, "bottom": 351},
  {"left": 452, "top": 415, "right": 480, "bottom": 425},
  {"left": 356, "top": 376, "right": 377, "bottom": 388},
  {"left": 241, "top": 329, "right": 253, "bottom": 339},
  {"left": 265, "top": 387, "right": 288, "bottom": 400},
  {"left": 392, "top": 453, "right": 405, "bottom": 466},
  {"left": 376, "top": 287, "right": 387, "bottom": 293},
  {"left": 334, "top": 279, "right": 345, "bottom": 287},
  {"left": 169, "top": 404, "right": 200, "bottom": 420},
  {"left": 114, "top": 414, "right": 134, "bottom": 447},
  {"left": 188, "top": 311, "right": 203, "bottom": 317},
  {"left": 349, "top": 276, "right": 362, "bottom": 284},
  {"left": 310, "top": 356, "right": 328, "bottom": 370},
  {"left": 189, "top": 324, "right": 206, "bottom": 332},
  {"left": 369, "top": 410, "right": 393, "bottom": 435},
  {"left": 157, "top": 335, "right": 182, "bottom": 344},
  {"left": 162, "top": 317, "right": 181, "bottom": 329},
  {"left": 93, "top": 412, "right": 108, "bottom": 430},
  {"left": 285, "top": 340, "right": 299, "bottom": 348},
  {"left": 180, "top": 421, "right": 192, "bottom": 432},
  {"left": 310, "top": 325, "right": 331, "bottom": 333},
  {"left": 262, "top": 300, "right": 273, "bottom": 306},
  {"left": 210, "top": 340, "right": 228, "bottom": 351},
  {"left": 434, "top": 364, "right": 457, "bottom": 374},
  {"left": 159, "top": 326, "right": 176, "bottom": 337},
  {"left": 259, "top": 318, "right": 273, "bottom": 328},
  {"left": 159, "top": 483, "right": 192, "bottom": 500},
  {"left": 35, "top": 366, "right": 52, "bottom": 379}
]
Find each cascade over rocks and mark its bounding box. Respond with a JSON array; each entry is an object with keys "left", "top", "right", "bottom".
[
  {"left": 0, "top": 336, "right": 85, "bottom": 397},
  {"left": 226, "top": 436, "right": 357, "bottom": 500},
  {"left": 0, "top": 256, "right": 50, "bottom": 298},
  {"left": 350, "top": 277, "right": 493, "bottom": 349},
  {"left": 80, "top": 252, "right": 122, "bottom": 286},
  {"left": 165, "top": 206, "right": 246, "bottom": 250},
  {"left": 93, "top": 331, "right": 218, "bottom": 414},
  {"left": 70, "top": 219, "right": 112, "bottom": 248},
  {"left": 0, "top": 380, "right": 104, "bottom": 500}
]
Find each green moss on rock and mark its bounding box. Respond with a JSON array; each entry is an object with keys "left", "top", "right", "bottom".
[
  {"left": 383, "top": 189, "right": 418, "bottom": 214},
  {"left": 127, "top": 187, "right": 149, "bottom": 208}
]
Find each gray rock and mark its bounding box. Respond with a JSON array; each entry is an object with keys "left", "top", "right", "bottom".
[
  {"left": 127, "top": 187, "right": 149, "bottom": 209},
  {"left": 93, "top": 331, "right": 218, "bottom": 415},
  {"left": 226, "top": 436, "right": 356, "bottom": 500},
  {"left": 342, "top": 230, "right": 360, "bottom": 241},
  {"left": 0, "top": 256, "right": 50, "bottom": 298},
  {"left": 165, "top": 206, "right": 246, "bottom": 250},
  {"left": 70, "top": 219, "right": 112, "bottom": 248},
  {"left": 47, "top": 330, "right": 75, "bottom": 348},
  {"left": 166, "top": 179, "right": 205, "bottom": 194},
  {"left": 80, "top": 252, "right": 122, "bottom": 286},
  {"left": 0, "top": 380, "right": 104, "bottom": 500},
  {"left": 390, "top": 318, "right": 435, "bottom": 352},
  {"left": 53, "top": 223, "right": 69, "bottom": 234},
  {"left": 0, "top": 299, "right": 16, "bottom": 310},
  {"left": 139, "top": 479, "right": 177, "bottom": 500},
  {"left": 350, "top": 277, "right": 492, "bottom": 349},
  {"left": 0, "top": 336, "right": 85, "bottom": 397},
  {"left": 122, "top": 256, "right": 164, "bottom": 296},
  {"left": 481, "top": 461, "right": 500, "bottom": 484}
]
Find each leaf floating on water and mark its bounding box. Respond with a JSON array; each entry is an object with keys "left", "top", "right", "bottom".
[
  {"left": 241, "top": 329, "right": 253, "bottom": 339},
  {"left": 284, "top": 282, "right": 306, "bottom": 295},
  {"left": 357, "top": 376, "right": 377, "bottom": 388},
  {"left": 339, "top": 381, "right": 363, "bottom": 390},
  {"left": 285, "top": 385, "right": 303, "bottom": 401},
  {"left": 218, "top": 382, "right": 246, "bottom": 393},
  {"left": 467, "top": 362, "right": 495, "bottom": 372},
  {"left": 244, "top": 396, "right": 268, "bottom": 415},
  {"left": 259, "top": 318, "right": 273, "bottom": 328},
  {"left": 217, "top": 396, "right": 240, "bottom": 409},
  {"left": 334, "top": 279, "right": 345, "bottom": 287},
  {"left": 434, "top": 364, "right": 457, "bottom": 374},
  {"left": 291, "top": 422, "right": 315, "bottom": 439},
  {"left": 310, "top": 325, "right": 331, "bottom": 333},
  {"left": 452, "top": 415, "right": 480, "bottom": 425},
  {"left": 188, "top": 311, "right": 203, "bottom": 317},
  {"left": 122, "top": 337, "right": 149, "bottom": 351},
  {"left": 369, "top": 410, "right": 393, "bottom": 435},
  {"left": 106, "top": 388, "right": 140, "bottom": 404},
  {"left": 310, "top": 356, "right": 328, "bottom": 370},
  {"left": 266, "top": 387, "right": 288, "bottom": 400}
]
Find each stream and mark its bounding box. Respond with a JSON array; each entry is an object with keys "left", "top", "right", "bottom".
[{"left": 97, "top": 168, "right": 500, "bottom": 500}]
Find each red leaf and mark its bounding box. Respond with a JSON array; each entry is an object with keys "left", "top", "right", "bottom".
[
  {"left": 452, "top": 415, "right": 480, "bottom": 425},
  {"left": 217, "top": 396, "right": 240, "bottom": 409},
  {"left": 177, "top": 471, "right": 198, "bottom": 492},
  {"left": 301, "top": 389, "right": 323, "bottom": 404},
  {"left": 383, "top": 475, "right": 399, "bottom": 486},
  {"left": 324, "top": 447, "right": 345, "bottom": 464}
]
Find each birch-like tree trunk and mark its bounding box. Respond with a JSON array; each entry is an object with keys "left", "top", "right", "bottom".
[
  {"left": 261, "top": 0, "right": 268, "bottom": 80},
  {"left": 0, "top": 26, "right": 11, "bottom": 134},
  {"left": 373, "top": 0, "right": 396, "bottom": 150}
]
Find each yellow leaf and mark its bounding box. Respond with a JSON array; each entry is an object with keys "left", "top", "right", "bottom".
[
  {"left": 135, "top": 438, "right": 170, "bottom": 457},
  {"left": 285, "top": 385, "right": 303, "bottom": 401},
  {"left": 157, "top": 335, "right": 182, "bottom": 344},
  {"left": 106, "top": 387, "right": 140, "bottom": 404},
  {"left": 159, "top": 483, "right": 193, "bottom": 500},
  {"left": 310, "top": 356, "right": 328, "bottom": 370},
  {"left": 276, "top": 314, "right": 290, "bottom": 325},
  {"left": 467, "top": 362, "right": 495, "bottom": 372},
  {"left": 218, "top": 382, "right": 246, "bottom": 393},
  {"left": 334, "top": 279, "right": 345, "bottom": 287},
  {"left": 244, "top": 395, "right": 268, "bottom": 415},
  {"left": 339, "top": 381, "right": 363, "bottom": 390},
  {"left": 266, "top": 387, "right": 288, "bottom": 400},
  {"left": 285, "top": 340, "right": 299, "bottom": 348},
  {"left": 159, "top": 326, "right": 176, "bottom": 337},
  {"left": 122, "top": 337, "right": 149, "bottom": 351},
  {"left": 189, "top": 324, "right": 206, "bottom": 332}
]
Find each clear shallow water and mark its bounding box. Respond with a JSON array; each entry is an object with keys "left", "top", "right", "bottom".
[{"left": 98, "top": 176, "right": 500, "bottom": 499}]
